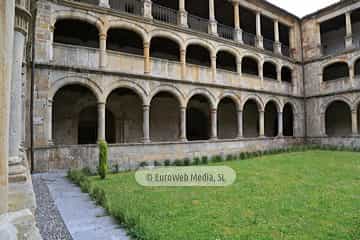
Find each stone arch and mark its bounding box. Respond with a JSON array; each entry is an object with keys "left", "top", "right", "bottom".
[
  {"left": 282, "top": 100, "right": 299, "bottom": 116},
  {"left": 51, "top": 10, "right": 105, "bottom": 34},
  {"left": 324, "top": 100, "right": 352, "bottom": 137},
  {"left": 264, "top": 97, "right": 282, "bottom": 112},
  {"left": 185, "top": 38, "right": 216, "bottom": 57},
  {"left": 353, "top": 56, "right": 360, "bottom": 76},
  {"left": 321, "top": 96, "right": 354, "bottom": 113},
  {"left": 186, "top": 88, "right": 217, "bottom": 109},
  {"left": 217, "top": 92, "right": 241, "bottom": 111},
  {"left": 149, "top": 30, "right": 185, "bottom": 49},
  {"left": 322, "top": 61, "right": 350, "bottom": 81},
  {"left": 147, "top": 85, "right": 186, "bottom": 107},
  {"left": 49, "top": 76, "right": 104, "bottom": 102},
  {"left": 104, "top": 80, "right": 147, "bottom": 104},
  {"left": 240, "top": 52, "right": 261, "bottom": 63},
  {"left": 106, "top": 20, "right": 147, "bottom": 42},
  {"left": 241, "top": 94, "right": 264, "bottom": 111},
  {"left": 215, "top": 45, "right": 240, "bottom": 64}
]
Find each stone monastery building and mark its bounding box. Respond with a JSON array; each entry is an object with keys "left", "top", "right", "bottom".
[{"left": 0, "top": 0, "right": 360, "bottom": 237}]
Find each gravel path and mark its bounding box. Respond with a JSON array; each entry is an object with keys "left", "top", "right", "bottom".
[{"left": 32, "top": 173, "right": 73, "bottom": 240}]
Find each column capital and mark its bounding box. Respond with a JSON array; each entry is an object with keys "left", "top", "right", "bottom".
[
  {"left": 211, "top": 108, "right": 217, "bottom": 113},
  {"left": 143, "top": 104, "right": 150, "bottom": 110},
  {"left": 143, "top": 42, "right": 150, "bottom": 48},
  {"left": 99, "top": 33, "right": 107, "bottom": 40}
]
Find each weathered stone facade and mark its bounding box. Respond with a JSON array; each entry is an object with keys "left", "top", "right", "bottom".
[{"left": 26, "top": 0, "right": 360, "bottom": 172}]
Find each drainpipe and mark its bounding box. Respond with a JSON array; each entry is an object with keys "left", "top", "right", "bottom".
[
  {"left": 30, "top": 2, "right": 37, "bottom": 173},
  {"left": 300, "top": 21, "right": 308, "bottom": 143}
]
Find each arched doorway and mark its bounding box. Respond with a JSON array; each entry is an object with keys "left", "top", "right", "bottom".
[
  {"left": 264, "top": 101, "right": 278, "bottom": 137},
  {"left": 243, "top": 99, "right": 259, "bottom": 137},
  {"left": 187, "top": 95, "right": 211, "bottom": 141},
  {"left": 218, "top": 97, "right": 237, "bottom": 139},
  {"left": 150, "top": 92, "right": 180, "bottom": 142},
  {"left": 106, "top": 88, "right": 143, "bottom": 143},
  {"left": 325, "top": 100, "right": 352, "bottom": 136},
  {"left": 53, "top": 85, "right": 98, "bottom": 145},
  {"left": 283, "top": 103, "right": 294, "bottom": 137}
]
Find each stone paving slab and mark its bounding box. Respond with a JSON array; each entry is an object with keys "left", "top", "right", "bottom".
[{"left": 37, "top": 172, "right": 130, "bottom": 240}]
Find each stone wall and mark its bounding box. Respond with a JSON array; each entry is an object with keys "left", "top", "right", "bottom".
[{"left": 33, "top": 137, "right": 304, "bottom": 172}]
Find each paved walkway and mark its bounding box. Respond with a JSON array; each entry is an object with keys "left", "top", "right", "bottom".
[{"left": 36, "top": 172, "right": 130, "bottom": 240}]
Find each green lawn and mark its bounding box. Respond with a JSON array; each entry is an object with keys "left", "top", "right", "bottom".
[{"left": 84, "top": 151, "right": 360, "bottom": 240}]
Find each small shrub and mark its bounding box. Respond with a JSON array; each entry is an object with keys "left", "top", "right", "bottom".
[
  {"left": 154, "top": 161, "right": 162, "bottom": 167},
  {"left": 98, "top": 140, "right": 108, "bottom": 180},
  {"left": 139, "top": 161, "right": 149, "bottom": 167},
  {"left": 183, "top": 158, "right": 191, "bottom": 166},
  {"left": 113, "top": 164, "right": 120, "bottom": 173},
  {"left": 226, "top": 154, "right": 233, "bottom": 161},
  {"left": 173, "top": 159, "right": 184, "bottom": 166},
  {"left": 211, "top": 155, "right": 223, "bottom": 163},
  {"left": 193, "top": 157, "right": 201, "bottom": 165},
  {"left": 239, "top": 152, "right": 245, "bottom": 160},
  {"left": 164, "top": 160, "right": 171, "bottom": 166},
  {"left": 201, "top": 156, "right": 208, "bottom": 165}
]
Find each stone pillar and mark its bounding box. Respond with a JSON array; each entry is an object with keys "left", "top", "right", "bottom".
[
  {"left": 259, "top": 110, "right": 265, "bottom": 137},
  {"left": 0, "top": 0, "right": 15, "bottom": 214},
  {"left": 274, "top": 20, "right": 282, "bottom": 55},
  {"left": 9, "top": 30, "right": 26, "bottom": 164},
  {"left": 49, "top": 26, "right": 54, "bottom": 61},
  {"left": 233, "top": 2, "right": 243, "bottom": 43},
  {"left": 237, "top": 110, "right": 243, "bottom": 138},
  {"left": 178, "top": 0, "right": 188, "bottom": 27},
  {"left": 256, "top": 12, "right": 263, "bottom": 49},
  {"left": 352, "top": 110, "right": 358, "bottom": 135},
  {"left": 99, "top": 33, "right": 107, "bottom": 69},
  {"left": 180, "top": 48, "right": 186, "bottom": 79},
  {"left": 210, "top": 108, "right": 217, "bottom": 140},
  {"left": 208, "top": 0, "right": 217, "bottom": 35},
  {"left": 47, "top": 100, "right": 54, "bottom": 145},
  {"left": 277, "top": 65, "right": 281, "bottom": 82},
  {"left": 345, "top": 12, "right": 353, "bottom": 49},
  {"left": 99, "top": 0, "right": 110, "bottom": 8},
  {"left": 143, "top": 0, "right": 153, "bottom": 19},
  {"left": 211, "top": 54, "right": 217, "bottom": 82},
  {"left": 237, "top": 58, "right": 242, "bottom": 75},
  {"left": 98, "top": 102, "right": 106, "bottom": 141},
  {"left": 180, "top": 107, "right": 187, "bottom": 141},
  {"left": 142, "top": 105, "right": 150, "bottom": 143},
  {"left": 144, "top": 42, "right": 151, "bottom": 74},
  {"left": 278, "top": 111, "right": 283, "bottom": 137}
]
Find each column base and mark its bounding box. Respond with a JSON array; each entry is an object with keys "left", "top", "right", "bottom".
[
  {"left": 208, "top": 20, "right": 218, "bottom": 36},
  {"left": 234, "top": 28, "right": 243, "bottom": 43},
  {"left": 345, "top": 35, "right": 353, "bottom": 49},
  {"left": 142, "top": 138, "right": 150, "bottom": 144},
  {"left": 178, "top": 10, "right": 188, "bottom": 28},
  {"left": 256, "top": 36, "right": 264, "bottom": 49},
  {"left": 48, "top": 139, "right": 55, "bottom": 146},
  {"left": 274, "top": 41, "right": 282, "bottom": 55}
]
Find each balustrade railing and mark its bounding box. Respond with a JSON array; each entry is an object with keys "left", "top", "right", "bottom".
[
  {"left": 353, "top": 35, "right": 360, "bottom": 48},
  {"left": 263, "top": 38, "right": 274, "bottom": 52},
  {"left": 217, "top": 23, "right": 234, "bottom": 40},
  {"left": 321, "top": 43, "right": 345, "bottom": 56},
  {"left": 243, "top": 31, "right": 256, "bottom": 46},
  {"left": 281, "top": 44, "right": 290, "bottom": 57},
  {"left": 188, "top": 14, "right": 209, "bottom": 33},
  {"left": 152, "top": 4, "right": 178, "bottom": 25},
  {"left": 110, "top": 0, "right": 142, "bottom": 16}
]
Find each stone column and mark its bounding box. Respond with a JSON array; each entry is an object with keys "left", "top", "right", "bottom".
[
  {"left": 144, "top": 42, "right": 151, "bottom": 74},
  {"left": 99, "top": 33, "right": 107, "bottom": 69},
  {"left": 180, "top": 107, "right": 187, "bottom": 141},
  {"left": 98, "top": 102, "right": 106, "bottom": 141},
  {"left": 211, "top": 54, "right": 217, "bottom": 82},
  {"left": 274, "top": 20, "right": 282, "bottom": 55},
  {"left": 178, "top": 0, "right": 188, "bottom": 27},
  {"left": 208, "top": 0, "right": 217, "bottom": 35},
  {"left": 0, "top": 0, "right": 15, "bottom": 214},
  {"left": 143, "top": 0, "right": 153, "bottom": 19},
  {"left": 278, "top": 111, "right": 283, "bottom": 137},
  {"left": 9, "top": 29, "right": 26, "bottom": 165},
  {"left": 345, "top": 12, "right": 353, "bottom": 49},
  {"left": 237, "top": 58, "right": 242, "bottom": 75},
  {"left": 233, "top": 2, "right": 243, "bottom": 43},
  {"left": 259, "top": 110, "right": 265, "bottom": 137},
  {"left": 143, "top": 105, "right": 150, "bottom": 143},
  {"left": 47, "top": 100, "right": 54, "bottom": 145},
  {"left": 237, "top": 110, "right": 243, "bottom": 138},
  {"left": 256, "top": 12, "right": 263, "bottom": 49},
  {"left": 180, "top": 48, "right": 186, "bottom": 79},
  {"left": 352, "top": 110, "right": 358, "bottom": 135},
  {"left": 277, "top": 65, "right": 281, "bottom": 82},
  {"left": 49, "top": 26, "right": 54, "bottom": 61},
  {"left": 210, "top": 108, "right": 218, "bottom": 140},
  {"left": 99, "top": 0, "right": 110, "bottom": 8}
]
